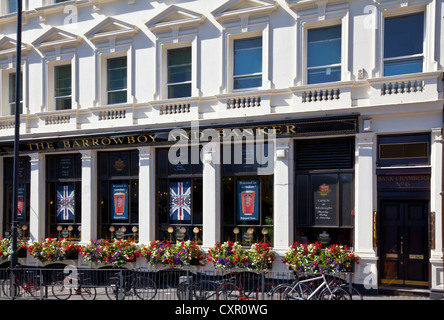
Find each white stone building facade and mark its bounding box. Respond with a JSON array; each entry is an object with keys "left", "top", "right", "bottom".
[{"left": 0, "top": 0, "right": 443, "bottom": 297}]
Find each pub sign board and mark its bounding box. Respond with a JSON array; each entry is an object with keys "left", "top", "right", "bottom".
[
  {"left": 0, "top": 117, "right": 358, "bottom": 155},
  {"left": 312, "top": 174, "right": 338, "bottom": 226}
]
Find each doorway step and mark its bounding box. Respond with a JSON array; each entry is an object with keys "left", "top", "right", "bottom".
[{"left": 378, "top": 285, "right": 429, "bottom": 298}]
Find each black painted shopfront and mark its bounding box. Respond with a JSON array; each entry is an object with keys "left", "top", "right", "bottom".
[
  {"left": 377, "top": 133, "right": 431, "bottom": 288},
  {"left": 1, "top": 116, "right": 359, "bottom": 244}
]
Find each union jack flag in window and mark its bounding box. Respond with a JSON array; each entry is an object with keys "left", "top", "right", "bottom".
[
  {"left": 169, "top": 180, "right": 191, "bottom": 222},
  {"left": 57, "top": 185, "right": 75, "bottom": 221}
]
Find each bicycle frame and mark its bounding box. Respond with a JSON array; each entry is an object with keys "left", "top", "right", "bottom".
[
  {"left": 13, "top": 272, "right": 38, "bottom": 293},
  {"left": 284, "top": 273, "right": 335, "bottom": 300}
]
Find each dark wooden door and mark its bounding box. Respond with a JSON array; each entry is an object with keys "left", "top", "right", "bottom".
[{"left": 380, "top": 200, "right": 429, "bottom": 287}]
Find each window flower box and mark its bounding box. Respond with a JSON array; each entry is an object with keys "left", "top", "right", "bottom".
[
  {"left": 282, "top": 242, "right": 359, "bottom": 274},
  {"left": 0, "top": 238, "right": 27, "bottom": 260},
  {"left": 27, "top": 238, "right": 81, "bottom": 263},
  {"left": 80, "top": 239, "right": 138, "bottom": 268},
  {"left": 136, "top": 240, "right": 206, "bottom": 268}
]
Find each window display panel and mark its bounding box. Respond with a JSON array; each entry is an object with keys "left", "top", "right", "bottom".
[
  {"left": 46, "top": 154, "right": 82, "bottom": 239},
  {"left": 295, "top": 138, "right": 354, "bottom": 247},
  {"left": 98, "top": 151, "right": 139, "bottom": 239},
  {"left": 156, "top": 148, "right": 203, "bottom": 243},
  {"left": 222, "top": 143, "right": 274, "bottom": 245},
  {"left": 3, "top": 157, "right": 30, "bottom": 238}
]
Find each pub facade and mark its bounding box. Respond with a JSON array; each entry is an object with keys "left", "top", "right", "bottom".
[{"left": 0, "top": 0, "right": 442, "bottom": 297}]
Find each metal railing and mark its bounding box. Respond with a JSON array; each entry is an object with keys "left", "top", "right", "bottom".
[{"left": 0, "top": 267, "right": 357, "bottom": 301}]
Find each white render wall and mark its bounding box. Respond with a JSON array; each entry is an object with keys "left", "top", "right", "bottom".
[
  {"left": 0, "top": 0, "right": 442, "bottom": 293},
  {"left": 0, "top": 0, "right": 441, "bottom": 128}
]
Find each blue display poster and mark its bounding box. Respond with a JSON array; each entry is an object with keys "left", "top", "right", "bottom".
[
  {"left": 111, "top": 184, "right": 129, "bottom": 221},
  {"left": 169, "top": 180, "right": 192, "bottom": 222},
  {"left": 237, "top": 180, "right": 259, "bottom": 221},
  {"left": 17, "top": 187, "right": 25, "bottom": 221},
  {"left": 57, "top": 185, "right": 75, "bottom": 221}
]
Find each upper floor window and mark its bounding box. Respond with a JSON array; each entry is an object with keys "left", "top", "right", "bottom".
[
  {"left": 384, "top": 13, "right": 424, "bottom": 76},
  {"left": 307, "top": 25, "right": 341, "bottom": 84},
  {"left": 167, "top": 47, "right": 191, "bottom": 99},
  {"left": 54, "top": 64, "right": 72, "bottom": 110},
  {"left": 233, "top": 37, "right": 262, "bottom": 90},
  {"left": 6, "top": 0, "right": 17, "bottom": 14},
  {"left": 106, "top": 56, "right": 127, "bottom": 105},
  {"left": 9, "top": 72, "right": 22, "bottom": 115}
]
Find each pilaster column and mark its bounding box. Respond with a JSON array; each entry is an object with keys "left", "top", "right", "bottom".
[
  {"left": 80, "top": 150, "right": 97, "bottom": 243},
  {"left": 354, "top": 133, "right": 378, "bottom": 287},
  {"left": 273, "top": 138, "right": 294, "bottom": 251},
  {"left": 138, "top": 146, "right": 155, "bottom": 244},
  {"left": 430, "top": 128, "right": 443, "bottom": 297},
  {"left": 201, "top": 142, "right": 221, "bottom": 250},
  {"left": 0, "top": 157, "right": 4, "bottom": 238},
  {"left": 29, "top": 153, "right": 45, "bottom": 242}
]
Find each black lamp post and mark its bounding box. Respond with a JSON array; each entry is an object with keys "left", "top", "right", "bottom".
[{"left": 10, "top": 0, "right": 23, "bottom": 270}]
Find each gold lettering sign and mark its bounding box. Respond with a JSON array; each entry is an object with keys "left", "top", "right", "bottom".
[
  {"left": 377, "top": 175, "right": 430, "bottom": 190},
  {"left": 15, "top": 118, "right": 357, "bottom": 153}
]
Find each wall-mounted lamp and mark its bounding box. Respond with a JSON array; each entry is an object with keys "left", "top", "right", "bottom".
[
  {"left": 109, "top": 226, "right": 115, "bottom": 238},
  {"left": 233, "top": 227, "right": 239, "bottom": 242},
  {"left": 167, "top": 226, "right": 174, "bottom": 242}
]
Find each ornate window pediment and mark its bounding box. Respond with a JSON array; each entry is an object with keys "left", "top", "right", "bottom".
[
  {"left": 32, "top": 27, "right": 81, "bottom": 51},
  {"left": 146, "top": 5, "right": 204, "bottom": 100},
  {"left": 85, "top": 17, "right": 139, "bottom": 43},
  {"left": 0, "top": 36, "right": 30, "bottom": 56},
  {"left": 146, "top": 5, "right": 205, "bottom": 34},
  {"left": 212, "top": 0, "right": 278, "bottom": 22}
]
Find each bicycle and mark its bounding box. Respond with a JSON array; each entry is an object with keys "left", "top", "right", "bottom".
[
  {"left": 324, "top": 273, "right": 362, "bottom": 300},
  {"left": 272, "top": 273, "right": 351, "bottom": 300},
  {"left": 105, "top": 269, "right": 157, "bottom": 300},
  {"left": 2, "top": 269, "right": 42, "bottom": 299},
  {"left": 176, "top": 276, "right": 219, "bottom": 300},
  {"left": 51, "top": 271, "right": 97, "bottom": 300},
  {"left": 216, "top": 271, "right": 275, "bottom": 300},
  {"left": 269, "top": 272, "right": 361, "bottom": 300}
]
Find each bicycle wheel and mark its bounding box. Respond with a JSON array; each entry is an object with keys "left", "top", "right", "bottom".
[
  {"left": 319, "top": 287, "right": 352, "bottom": 300},
  {"left": 51, "top": 281, "right": 72, "bottom": 300},
  {"left": 176, "top": 281, "right": 191, "bottom": 300},
  {"left": 80, "top": 286, "right": 97, "bottom": 301},
  {"left": 269, "top": 284, "right": 292, "bottom": 300},
  {"left": 134, "top": 276, "right": 157, "bottom": 300},
  {"left": 286, "top": 283, "right": 312, "bottom": 300},
  {"left": 2, "top": 278, "right": 20, "bottom": 299},
  {"left": 255, "top": 282, "right": 275, "bottom": 300},
  {"left": 217, "top": 282, "right": 241, "bottom": 300},
  {"left": 340, "top": 284, "right": 363, "bottom": 300},
  {"left": 27, "top": 276, "right": 42, "bottom": 298},
  {"left": 195, "top": 280, "right": 217, "bottom": 300},
  {"left": 105, "top": 278, "right": 122, "bottom": 300},
  {"left": 331, "top": 287, "right": 352, "bottom": 300}
]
